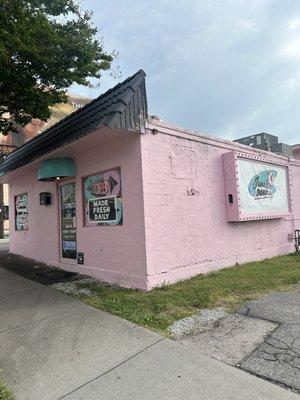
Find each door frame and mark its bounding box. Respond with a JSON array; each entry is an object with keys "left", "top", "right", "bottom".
[{"left": 57, "top": 178, "right": 77, "bottom": 264}]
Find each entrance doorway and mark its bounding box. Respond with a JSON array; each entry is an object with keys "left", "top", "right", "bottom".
[{"left": 60, "top": 182, "right": 77, "bottom": 260}]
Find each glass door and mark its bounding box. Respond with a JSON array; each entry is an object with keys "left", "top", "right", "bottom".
[{"left": 60, "top": 183, "right": 77, "bottom": 259}]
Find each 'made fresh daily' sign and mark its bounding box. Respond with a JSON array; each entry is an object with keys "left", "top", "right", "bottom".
[
  {"left": 88, "top": 196, "right": 117, "bottom": 223},
  {"left": 83, "top": 168, "right": 123, "bottom": 226}
]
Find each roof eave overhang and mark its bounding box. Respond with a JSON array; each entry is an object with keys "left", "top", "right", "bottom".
[
  {"left": 0, "top": 125, "right": 140, "bottom": 180},
  {"left": 0, "top": 123, "right": 109, "bottom": 176},
  {"left": 0, "top": 69, "right": 148, "bottom": 176},
  {"left": 0, "top": 125, "right": 98, "bottom": 176}
]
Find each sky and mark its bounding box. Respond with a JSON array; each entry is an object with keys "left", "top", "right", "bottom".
[{"left": 71, "top": 0, "right": 300, "bottom": 144}]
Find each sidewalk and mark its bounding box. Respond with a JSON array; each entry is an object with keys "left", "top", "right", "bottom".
[
  {"left": 0, "top": 265, "right": 299, "bottom": 400},
  {"left": 0, "top": 237, "right": 9, "bottom": 253}
]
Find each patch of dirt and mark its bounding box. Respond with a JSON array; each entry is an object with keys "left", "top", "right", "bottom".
[{"left": 0, "top": 253, "right": 80, "bottom": 285}]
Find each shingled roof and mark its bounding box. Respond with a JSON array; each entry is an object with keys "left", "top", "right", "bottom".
[{"left": 0, "top": 69, "right": 148, "bottom": 175}]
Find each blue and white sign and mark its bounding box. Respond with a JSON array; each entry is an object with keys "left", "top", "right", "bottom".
[{"left": 63, "top": 241, "right": 76, "bottom": 250}]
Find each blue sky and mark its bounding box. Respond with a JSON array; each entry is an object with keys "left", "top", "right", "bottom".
[{"left": 72, "top": 0, "right": 300, "bottom": 144}]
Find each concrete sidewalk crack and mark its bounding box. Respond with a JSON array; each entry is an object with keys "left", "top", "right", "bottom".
[
  {"left": 57, "top": 338, "right": 165, "bottom": 400},
  {"left": 0, "top": 304, "right": 83, "bottom": 335},
  {"left": 0, "top": 286, "right": 40, "bottom": 299}
]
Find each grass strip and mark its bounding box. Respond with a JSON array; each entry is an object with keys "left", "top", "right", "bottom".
[{"left": 72, "top": 253, "right": 300, "bottom": 334}]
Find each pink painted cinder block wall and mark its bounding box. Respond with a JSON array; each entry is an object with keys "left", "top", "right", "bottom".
[
  {"left": 7, "top": 123, "right": 300, "bottom": 291},
  {"left": 141, "top": 120, "right": 300, "bottom": 289},
  {"left": 9, "top": 166, "right": 59, "bottom": 263},
  {"left": 8, "top": 128, "right": 148, "bottom": 290},
  {"left": 294, "top": 146, "right": 300, "bottom": 161},
  {"left": 292, "top": 164, "right": 300, "bottom": 230}
]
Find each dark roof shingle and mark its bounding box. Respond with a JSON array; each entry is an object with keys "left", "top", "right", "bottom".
[{"left": 0, "top": 69, "right": 147, "bottom": 174}]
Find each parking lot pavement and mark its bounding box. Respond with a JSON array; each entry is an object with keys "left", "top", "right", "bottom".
[
  {"left": 178, "top": 286, "right": 300, "bottom": 393},
  {"left": 239, "top": 287, "right": 300, "bottom": 392}
]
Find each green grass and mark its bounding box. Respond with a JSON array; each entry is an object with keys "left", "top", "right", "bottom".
[
  {"left": 73, "top": 253, "right": 300, "bottom": 334},
  {"left": 0, "top": 380, "right": 15, "bottom": 400}
]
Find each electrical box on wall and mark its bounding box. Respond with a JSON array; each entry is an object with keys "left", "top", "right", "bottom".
[
  {"left": 39, "top": 192, "right": 51, "bottom": 206},
  {"left": 77, "top": 252, "right": 84, "bottom": 265}
]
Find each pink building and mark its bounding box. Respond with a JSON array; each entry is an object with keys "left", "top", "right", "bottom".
[
  {"left": 1, "top": 70, "right": 299, "bottom": 290},
  {"left": 293, "top": 144, "right": 300, "bottom": 160}
]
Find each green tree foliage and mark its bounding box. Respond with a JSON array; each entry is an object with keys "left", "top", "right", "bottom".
[{"left": 0, "top": 0, "right": 113, "bottom": 134}]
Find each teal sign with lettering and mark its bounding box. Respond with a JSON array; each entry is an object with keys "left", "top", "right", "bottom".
[{"left": 248, "top": 170, "right": 277, "bottom": 199}]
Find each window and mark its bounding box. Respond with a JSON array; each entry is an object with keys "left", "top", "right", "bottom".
[
  {"left": 3, "top": 205, "right": 9, "bottom": 220},
  {"left": 83, "top": 168, "right": 123, "bottom": 226},
  {"left": 15, "top": 193, "right": 28, "bottom": 230}
]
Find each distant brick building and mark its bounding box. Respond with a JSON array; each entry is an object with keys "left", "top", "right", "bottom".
[
  {"left": 293, "top": 144, "right": 300, "bottom": 160},
  {"left": 0, "top": 94, "right": 90, "bottom": 149},
  {"left": 0, "top": 94, "right": 90, "bottom": 235}
]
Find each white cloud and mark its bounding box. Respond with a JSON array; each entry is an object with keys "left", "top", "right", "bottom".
[
  {"left": 236, "top": 19, "right": 255, "bottom": 32},
  {"left": 281, "top": 37, "right": 300, "bottom": 57},
  {"left": 282, "top": 74, "right": 300, "bottom": 90},
  {"left": 286, "top": 18, "right": 300, "bottom": 30},
  {"left": 71, "top": 0, "right": 300, "bottom": 144}
]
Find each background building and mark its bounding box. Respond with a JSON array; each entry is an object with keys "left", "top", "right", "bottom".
[
  {"left": 293, "top": 144, "right": 300, "bottom": 160},
  {"left": 0, "top": 94, "right": 91, "bottom": 236},
  {"left": 234, "top": 133, "right": 294, "bottom": 157}
]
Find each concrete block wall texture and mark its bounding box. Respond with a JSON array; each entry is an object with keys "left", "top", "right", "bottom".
[
  {"left": 291, "top": 163, "right": 300, "bottom": 230},
  {"left": 8, "top": 128, "right": 148, "bottom": 290},
  {"left": 142, "top": 119, "right": 300, "bottom": 290},
  {"left": 6, "top": 121, "right": 300, "bottom": 291}
]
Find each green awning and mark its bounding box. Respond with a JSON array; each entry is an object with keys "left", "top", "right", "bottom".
[{"left": 37, "top": 158, "right": 76, "bottom": 182}]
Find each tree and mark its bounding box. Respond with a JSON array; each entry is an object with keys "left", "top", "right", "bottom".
[{"left": 0, "top": 0, "right": 113, "bottom": 135}]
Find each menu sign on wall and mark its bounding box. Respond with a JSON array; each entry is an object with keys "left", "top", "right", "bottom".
[
  {"left": 60, "top": 183, "right": 77, "bottom": 259},
  {"left": 15, "top": 193, "right": 28, "bottom": 231},
  {"left": 84, "top": 168, "right": 122, "bottom": 226}
]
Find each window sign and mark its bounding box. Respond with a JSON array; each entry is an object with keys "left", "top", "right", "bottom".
[
  {"left": 83, "top": 168, "right": 122, "bottom": 226},
  {"left": 15, "top": 193, "right": 28, "bottom": 230},
  {"left": 60, "top": 183, "right": 77, "bottom": 259}
]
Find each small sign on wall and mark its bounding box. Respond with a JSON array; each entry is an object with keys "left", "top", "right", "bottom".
[
  {"left": 15, "top": 193, "right": 28, "bottom": 230},
  {"left": 77, "top": 252, "right": 84, "bottom": 265},
  {"left": 83, "top": 168, "right": 122, "bottom": 226},
  {"left": 88, "top": 196, "right": 117, "bottom": 223}
]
